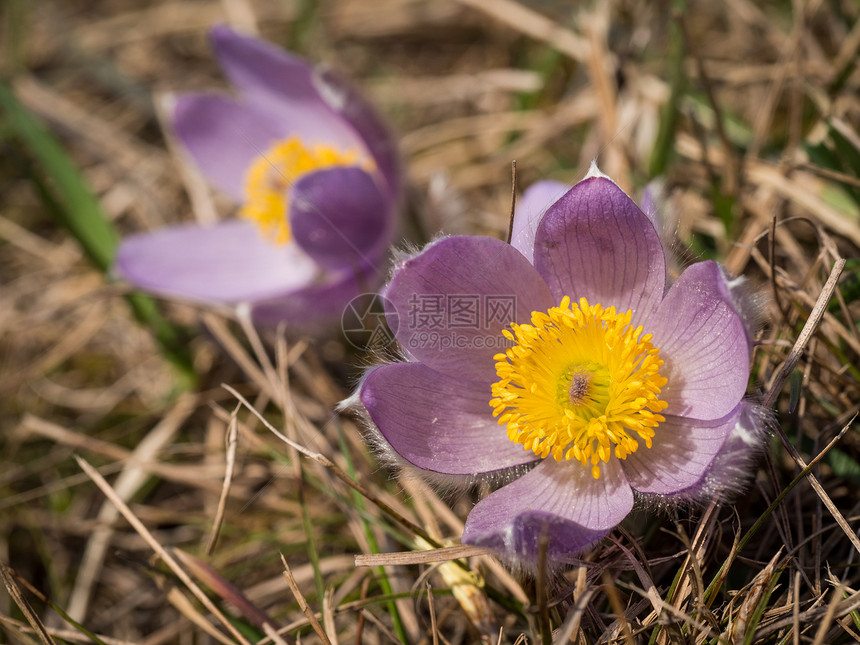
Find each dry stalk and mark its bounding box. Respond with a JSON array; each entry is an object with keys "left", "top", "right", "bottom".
[
  {"left": 280, "top": 554, "right": 332, "bottom": 645},
  {"left": 0, "top": 562, "right": 57, "bottom": 645},
  {"left": 205, "top": 402, "right": 240, "bottom": 556},
  {"left": 74, "top": 456, "right": 254, "bottom": 645}
]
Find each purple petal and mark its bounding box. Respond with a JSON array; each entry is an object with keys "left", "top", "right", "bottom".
[
  {"left": 509, "top": 180, "right": 569, "bottom": 263},
  {"left": 250, "top": 261, "right": 381, "bottom": 331},
  {"left": 115, "top": 220, "right": 317, "bottom": 303},
  {"left": 289, "top": 167, "right": 392, "bottom": 271},
  {"left": 312, "top": 66, "right": 401, "bottom": 196},
  {"left": 385, "top": 236, "right": 555, "bottom": 383},
  {"left": 722, "top": 274, "right": 764, "bottom": 352},
  {"left": 665, "top": 401, "right": 770, "bottom": 502},
  {"left": 209, "top": 26, "right": 364, "bottom": 153},
  {"left": 360, "top": 363, "right": 538, "bottom": 475},
  {"left": 211, "top": 25, "right": 321, "bottom": 107},
  {"left": 172, "top": 94, "right": 286, "bottom": 201},
  {"left": 462, "top": 458, "right": 633, "bottom": 560},
  {"left": 621, "top": 406, "right": 740, "bottom": 495},
  {"left": 648, "top": 261, "right": 751, "bottom": 420},
  {"left": 533, "top": 175, "right": 666, "bottom": 320}
]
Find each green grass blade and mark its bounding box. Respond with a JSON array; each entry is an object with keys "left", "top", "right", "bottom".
[
  {"left": 297, "top": 460, "right": 326, "bottom": 605},
  {"left": 648, "top": 0, "right": 686, "bottom": 178},
  {"left": 0, "top": 82, "right": 196, "bottom": 386},
  {"left": 740, "top": 564, "right": 785, "bottom": 645},
  {"left": 0, "top": 82, "right": 116, "bottom": 270},
  {"left": 335, "top": 420, "right": 408, "bottom": 643}
]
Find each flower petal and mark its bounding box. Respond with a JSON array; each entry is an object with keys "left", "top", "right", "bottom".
[
  {"left": 172, "top": 94, "right": 285, "bottom": 201},
  {"left": 115, "top": 220, "right": 318, "bottom": 303},
  {"left": 533, "top": 175, "right": 666, "bottom": 319},
  {"left": 313, "top": 66, "right": 401, "bottom": 197},
  {"left": 385, "top": 236, "right": 555, "bottom": 382},
  {"left": 209, "top": 26, "right": 364, "bottom": 152},
  {"left": 648, "top": 261, "right": 751, "bottom": 420},
  {"left": 289, "top": 167, "right": 391, "bottom": 271},
  {"left": 621, "top": 406, "right": 740, "bottom": 495},
  {"left": 462, "top": 458, "right": 633, "bottom": 561},
  {"left": 250, "top": 263, "right": 378, "bottom": 331},
  {"left": 509, "top": 180, "right": 568, "bottom": 263},
  {"left": 211, "top": 24, "right": 320, "bottom": 106},
  {"left": 665, "top": 402, "right": 770, "bottom": 501},
  {"left": 360, "top": 362, "right": 538, "bottom": 475}
]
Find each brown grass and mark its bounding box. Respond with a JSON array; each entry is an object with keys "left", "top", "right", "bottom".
[{"left": 2, "top": 0, "right": 860, "bottom": 643}]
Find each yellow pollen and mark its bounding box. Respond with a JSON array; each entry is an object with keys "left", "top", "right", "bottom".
[
  {"left": 240, "top": 136, "right": 373, "bottom": 245},
  {"left": 489, "top": 296, "right": 668, "bottom": 479}
]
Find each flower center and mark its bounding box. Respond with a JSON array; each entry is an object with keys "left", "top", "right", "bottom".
[
  {"left": 240, "top": 136, "right": 371, "bottom": 245},
  {"left": 489, "top": 296, "right": 668, "bottom": 479}
]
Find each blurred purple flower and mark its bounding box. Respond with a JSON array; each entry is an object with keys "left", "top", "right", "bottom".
[
  {"left": 115, "top": 26, "right": 399, "bottom": 330},
  {"left": 352, "top": 167, "right": 766, "bottom": 565}
]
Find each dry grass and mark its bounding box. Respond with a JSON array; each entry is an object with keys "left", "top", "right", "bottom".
[{"left": 2, "top": 0, "right": 860, "bottom": 643}]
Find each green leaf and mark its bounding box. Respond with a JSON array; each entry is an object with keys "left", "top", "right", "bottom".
[
  {"left": 648, "top": 4, "right": 686, "bottom": 178},
  {"left": 830, "top": 126, "right": 860, "bottom": 179},
  {"left": 0, "top": 82, "right": 117, "bottom": 270},
  {"left": 804, "top": 122, "right": 860, "bottom": 207},
  {"left": 0, "top": 82, "right": 196, "bottom": 387},
  {"left": 826, "top": 446, "right": 860, "bottom": 487}
]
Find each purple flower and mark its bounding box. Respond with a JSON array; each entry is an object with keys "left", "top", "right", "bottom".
[
  {"left": 352, "top": 167, "right": 766, "bottom": 565},
  {"left": 115, "top": 26, "right": 399, "bottom": 330}
]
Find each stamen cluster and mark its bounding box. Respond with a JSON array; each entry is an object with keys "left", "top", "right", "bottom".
[
  {"left": 241, "top": 137, "right": 365, "bottom": 244},
  {"left": 490, "top": 296, "right": 668, "bottom": 479}
]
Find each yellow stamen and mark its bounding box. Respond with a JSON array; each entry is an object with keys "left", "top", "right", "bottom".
[
  {"left": 240, "top": 136, "right": 372, "bottom": 245},
  {"left": 489, "top": 296, "right": 668, "bottom": 479}
]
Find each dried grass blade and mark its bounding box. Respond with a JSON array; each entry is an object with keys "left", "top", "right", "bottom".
[
  {"left": 610, "top": 537, "right": 662, "bottom": 616},
  {"left": 0, "top": 562, "right": 57, "bottom": 645},
  {"left": 617, "top": 580, "right": 721, "bottom": 641},
  {"left": 602, "top": 571, "right": 635, "bottom": 645},
  {"left": 163, "top": 587, "right": 236, "bottom": 645},
  {"left": 553, "top": 586, "right": 596, "bottom": 645},
  {"left": 280, "top": 555, "right": 332, "bottom": 645},
  {"left": 414, "top": 536, "right": 497, "bottom": 639},
  {"left": 355, "top": 545, "right": 491, "bottom": 566},
  {"left": 322, "top": 588, "right": 338, "bottom": 645},
  {"left": 205, "top": 403, "right": 240, "bottom": 556},
  {"left": 262, "top": 623, "right": 293, "bottom": 645},
  {"left": 222, "top": 384, "right": 434, "bottom": 543},
  {"left": 68, "top": 394, "right": 197, "bottom": 622},
  {"left": 730, "top": 547, "right": 784, "bottom": 644},
  {"left": 358, "top": 609, "right": 402, "bottom": 645},
  {"left": 453, "top": 0, "right": 591, "bottom": 62},
  {"left": 763, "top": 257, "right": 845, "bottom": 408},
  {"left": 74, "top": 456, "right": 253, "bottom": 645},
  {"left": 673, "top": 499, "right": 719, "bottom": 613},
  {"left": 812, "top": 585, "right": 845, "bottom": 645},
  {"left": 754, "top": 588, "right": 860, "bottom": 639},
  {"left": 764, "top": 259, "right": 860, "bottom": 557},
  {"left": 236, "top": 305, "right": 285, "bottom": 410},
  {"left": 426, "top": 581, "right": 440, "bottom": 645},
  {"left": 203, "top": 314, "right": 280, "bottom": 402},
  {"left": 704, "top": 416, "right": 854, "bottom": 605},
  {"left": 793, "top": 570, "right": 801, "bottom": 645},
  {"left": 171, "top": 548, "right": 280, "bottom": 635},
  {"left": 0, "top": 617, "right": 131, "bottom": 645}
]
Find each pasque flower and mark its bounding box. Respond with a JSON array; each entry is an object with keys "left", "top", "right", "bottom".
[
  {"left": 116, "top": 26, "right": 399, "bottom": 330},
  {"left": 354, "top": 167, "right": 766, "bottom": 564}
]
